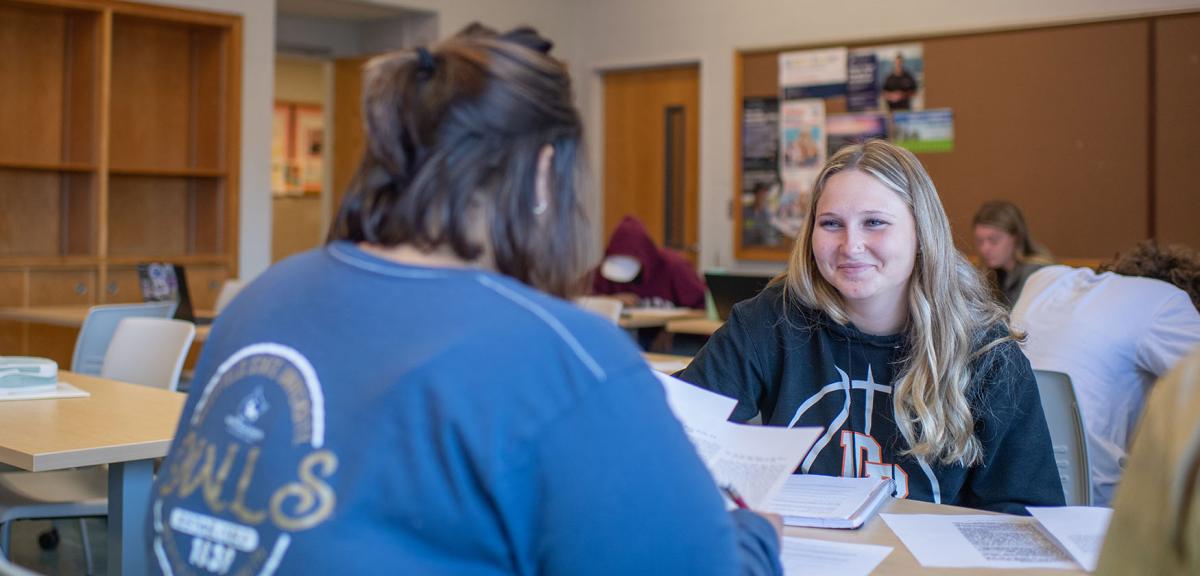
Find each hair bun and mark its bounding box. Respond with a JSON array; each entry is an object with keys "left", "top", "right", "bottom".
[{"left": 500, "top": 26, "right": 553, "bottom": 54}]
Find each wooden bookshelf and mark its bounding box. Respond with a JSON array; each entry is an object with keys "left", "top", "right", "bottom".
[{"left": 0, "top": 0, "right": 240, "bottom": 365}]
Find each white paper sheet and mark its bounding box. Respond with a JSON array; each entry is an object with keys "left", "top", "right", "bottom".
[
  {"left": 708, "top": 424, "right": 822, "bottom": 508},
  {"left": 766, "top": 474, "right": 891, "bottom": 528},
  {"left": 1028, "top": 506, "right": 1113, "bottom": 572},
  {"left": 780, "top": 536, "right": 892, "bottom": 576},
  {"left": 654, "top": 372, "right": 737, "bottom": 428},
  {"left": 653, "top": 373, "right": 822, "bottom": 508},
  {"left": 881, "top": 514, "right": 1076, "bottom": 569},
  {"left": 0, "top": 381, "right": 90, "bottom": 402}
]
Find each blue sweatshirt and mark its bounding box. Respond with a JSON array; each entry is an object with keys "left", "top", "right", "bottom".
[
  {"left": 147, "top": 242, "right": 780, "bottom": 575},
  {"left": 679, "top": 282, "right": 1065, "bottom": 515}
]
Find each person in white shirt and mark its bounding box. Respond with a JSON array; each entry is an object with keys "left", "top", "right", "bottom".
[{"left": 1011, "top": 242, "right": 1200, "bottom": 506}]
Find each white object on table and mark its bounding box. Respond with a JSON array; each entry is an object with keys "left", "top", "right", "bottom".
[
  {"left": 881, "top": 513, "right": 1076, "bottom": 569},
  {"left": 780, "top": 536, "right": 892, "bottom": 576},
  {"left": 1028, "top": 506, "right": 1113, "bottom": 572}
]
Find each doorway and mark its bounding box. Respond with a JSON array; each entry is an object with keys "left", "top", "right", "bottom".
[{"left": 602, "top": 65, "right": 700, "bottom": 265}]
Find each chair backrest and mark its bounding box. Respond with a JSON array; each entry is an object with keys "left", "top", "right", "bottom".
[
  {"left": 100, "top": 317, "right": 196, "bottom": 391},
  {"left": 214, "top": 279, "right": 246, "bottom": 314},
  {"left": 575, "top": 296, "right": 624, "bottom": 324},
  {"left": 1033, "top": 369, "right": 1092, "bottom": 506},
  {"left": 70, "top": 302, "right": 177, "bottom": 376},
  {"left": 0, "top": 554, "right": 41, "bottom": 576}
]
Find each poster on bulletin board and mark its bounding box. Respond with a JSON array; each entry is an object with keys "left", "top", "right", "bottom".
[
  {"left": 779, "top": 47, "right": 849, "bottom": 100},
  {"left": 893, "top": 109, "right": 955, "bottom": 153},
  {"left": 849, "top": 43, "right": 924, "bottom": 112},
  {"left": 741, "top": 97, "right": 785, "bottom": 248},
  {"left": 826, "top": 112, "right": 890, "bottom": 156}
]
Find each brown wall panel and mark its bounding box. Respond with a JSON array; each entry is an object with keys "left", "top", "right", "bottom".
[
  {"left": 921, "top": 20, "right": 1149, "bottom": 259},
  {"left": 1155, "top": 14, "right": 1200, "bottom": 250}
]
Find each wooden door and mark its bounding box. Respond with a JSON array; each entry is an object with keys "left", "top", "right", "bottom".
[
  {"left": 330, "top": 56, "right": 371, "bottom": 229},
  {"left": 602, "top": 66, "right": 700, "bottom": 264}
]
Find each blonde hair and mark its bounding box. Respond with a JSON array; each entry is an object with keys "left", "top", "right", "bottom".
[{"left": 785, "top": 140, "right": 1015, "bottom": 466}]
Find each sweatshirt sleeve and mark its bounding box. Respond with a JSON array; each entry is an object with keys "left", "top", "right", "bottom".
[
  {"left": 676, "top": 302, "right": 775, "bottom": 423},
  {"left": 523, "top": 364, "right": 782, "bottom": 576},
  {"left": 959, "top": 340, "right": 1066, "bottom": 514}
]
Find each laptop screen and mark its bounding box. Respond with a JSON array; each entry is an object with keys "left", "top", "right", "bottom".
[
  {"left": 138, "top": 263, "right": 195, "bottom": 323},
  {"left": 704, "top": 272, "right": 774, "bottom": 320}
]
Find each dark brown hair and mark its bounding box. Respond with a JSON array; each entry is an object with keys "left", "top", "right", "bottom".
[
  {"left": 971, "top": 200, "right": 1052, "bottom": 265},
  {"left": 328, "top": 24, "right": 585, "bottom": 297},
  {"left": 1104, "top": 241, "right": 1200, "bottom": 309}
]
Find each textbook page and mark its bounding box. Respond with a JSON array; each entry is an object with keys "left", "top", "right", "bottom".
[
  {"left": 653, "top": 373, "right": 822, "bottom": 508},
  {"left": 653, "top": 372, "right": 737, "bottom": 465},
  {"left": 708, "top": 424, "right": 822, "bottom": 508},
  {"left": 766, "top": 474, "right": 892, "bottom": 528},
  {"left": 881, "top": 514, "right": 1076, "bottom": 569},
  {"left": 1028, "top": 506, "right": 1113, "bottom": 572},
  {"left": 780, "top": 537, "right": 892, "bottom": 576}
]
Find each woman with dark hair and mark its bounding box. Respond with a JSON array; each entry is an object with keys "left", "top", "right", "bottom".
[
  {"left": 972, "top": 200, "right": 1054, "bottom": 308},
  {"left": 147, "top": 25, "right": 781, "bottom": 575}
]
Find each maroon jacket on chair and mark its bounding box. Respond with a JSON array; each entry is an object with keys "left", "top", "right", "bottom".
[{"left": 592, "top": 216, "right": 706, "bottom": 309}]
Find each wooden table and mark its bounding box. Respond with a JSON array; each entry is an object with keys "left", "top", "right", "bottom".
[
  {"left": 785, "top": 498, "right": 1087, "bottom": 575},
  {"left": 665, "top": 317, "right": 724, "bottom": 336},
  {"left": 642, "top": 352, "right": 694, "bottom": 373},
  {"left": 0, "top": 305, "right": 211, "bottom": 342},
  {"left": 618, "top": 308, "right": 706, "bottom": 329},
  {"left": 0, "top": 371, "right": 186, "bottom": 576}
]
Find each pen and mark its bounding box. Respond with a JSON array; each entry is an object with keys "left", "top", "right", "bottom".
[{"left": 721, "top": 484, "right": 749, "bottom": 509}]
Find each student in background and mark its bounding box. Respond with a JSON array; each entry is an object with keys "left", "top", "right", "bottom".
[
  {"left": 592, "top": 215, "right": 707, "bottom": 309},
  {"left": 679, "top": 140, "right": 1064, "bottom": 515},
  {"left": 972, "top": 200, "right": 1054, "bottom": 308},
  {"left": 1011, "top": 242, "right": 1200, "bottom": 506},
  {"left": 1097, "top": 346, "right": 1200, "bottom": 575},
  {"left": 147, "top": 24, "right": 782, "bottom": 576}
]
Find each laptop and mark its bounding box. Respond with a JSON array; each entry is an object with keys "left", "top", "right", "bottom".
[
  {"left": 137, "top": 263, "right": 215, "bottom": 325},
  {"left": 705, "top": 272, "right": 774, "bottom": 320}
]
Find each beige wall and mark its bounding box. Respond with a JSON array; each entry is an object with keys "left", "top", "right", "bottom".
[{"left": 275, "top": 57, "right": 325, "bottom": 104}]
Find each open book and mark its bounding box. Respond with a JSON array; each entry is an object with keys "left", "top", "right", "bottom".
[
  {"left": 655, "top": 372, "right": 822, "bottom": 508},
  {"left": 765, "top": 474, "right": 893, "bottom": 529}
]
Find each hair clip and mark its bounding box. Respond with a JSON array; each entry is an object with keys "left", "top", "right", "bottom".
[{"left": 416, "top": 47, "right": 436, "bottom": 75}]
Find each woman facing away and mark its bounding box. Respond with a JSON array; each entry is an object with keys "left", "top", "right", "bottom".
[
  {"left": 972, "top": 200, "right": 1054, "bottom": 308},
  {"left": 146, "top": 24, "right": 782, "bottom": 575},
  {"left": 679, "top": 140, "right": 1065, "bottom": 515}
]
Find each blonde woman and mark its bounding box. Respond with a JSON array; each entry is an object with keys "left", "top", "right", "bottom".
[
  {"left": 679, "top": 140, "right": 1064, "bottom": 514},
  {"left": 972, "top": 200, "right": 1054, "bottom": 308}
]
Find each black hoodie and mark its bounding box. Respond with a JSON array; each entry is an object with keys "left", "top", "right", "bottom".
[{"left": 678, "top": 282, "right": 1065, "bottom": 515}]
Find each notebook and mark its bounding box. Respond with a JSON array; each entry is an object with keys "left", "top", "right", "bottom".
[
  {"left": 704, "top": 272, "right": 774, "bottom": 320},
  {"left": 765, "top": 474, "right": 894, "bottom": 529},
  {"left": 137, "top": 263, "right": 214, "bottom": 325}
]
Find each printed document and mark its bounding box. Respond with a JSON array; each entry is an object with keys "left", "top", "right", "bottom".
[
  {"left": 654, "top": 373, "right": 822, "bottom": 507},
  {"left": 881, "top": 514, "right": 1076, "bottom": 569},
  {"left": 780, "top": 537, "right": 892, "bottom": 576},
  {"left": 1028, "top": 506, "right": 1113, "bottom": 572}
]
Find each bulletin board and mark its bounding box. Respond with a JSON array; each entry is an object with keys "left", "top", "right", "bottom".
[{"left": 734, "top": 12, "right": 1200, "bottom": 262}]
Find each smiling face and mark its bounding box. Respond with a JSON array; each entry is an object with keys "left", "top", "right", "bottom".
[
  {"left": 973, "top": 224, "right": 1017, "bottom": 271},
  {"left": 811, "top": 169, "right": 918, "bottom": 322}
]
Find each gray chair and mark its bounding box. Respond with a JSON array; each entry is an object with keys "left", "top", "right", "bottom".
[
  {"left": 70, "top": 302, "right": 176, "bottom": 376},
  {"left": 0, "top": 550, "right": 41, "bottom": 576},
  {"left": 1033, "top": 369, "right": 1093, "bottom": 506}
]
